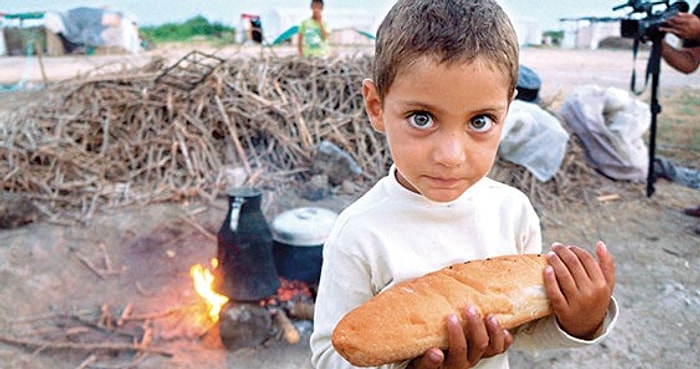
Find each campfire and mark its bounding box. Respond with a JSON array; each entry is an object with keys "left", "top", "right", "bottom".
[
  {"left": 190, "top": 259, "right": 316, "bottom": 350},
  {"left": 190, "top": 259, "right": 229, "bottom": 322}
]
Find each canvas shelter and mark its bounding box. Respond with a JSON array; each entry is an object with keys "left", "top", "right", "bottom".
[
  {"left": 0, "top": 12, "right": 45, "bottom": 56},
  {"left": 258, "top": 7, "right": 377, "bottom": 46},
  {"left": 260, "top": 2, "right": 541, "bottom": 48},
  {"left": 559, "top": 17, "right": 621, "bottom": 49},
  {"left": 42, "top": 7, "right": 142, "bottom": 55}
]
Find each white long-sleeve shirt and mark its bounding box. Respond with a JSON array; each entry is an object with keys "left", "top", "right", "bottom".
[{"left": 311, "top": 166, "right": 618, "bottom": 369}]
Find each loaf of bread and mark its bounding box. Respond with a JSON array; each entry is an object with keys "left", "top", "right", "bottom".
[{"left": 331, "top": 254, "right": 552, "bottom": 367}]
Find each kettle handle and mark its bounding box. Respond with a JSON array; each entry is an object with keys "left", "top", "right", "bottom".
[{"left": 229, "top": 197, "right": 246, "bottom": 232}]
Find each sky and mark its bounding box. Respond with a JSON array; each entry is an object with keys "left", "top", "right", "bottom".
[{"left": 0, "top": 0, "right": 633, "bottom": 31}]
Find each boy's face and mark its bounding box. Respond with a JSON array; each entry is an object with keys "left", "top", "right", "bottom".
[
  {"left": 363, "top": 56, "right": 512, "bottom": 203},
  {"left": 311, "top": 3, "right": 323, "bottom": 19}
]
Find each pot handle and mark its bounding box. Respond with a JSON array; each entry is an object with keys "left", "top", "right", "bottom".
[{"left": 229, "top": 197, "right": 245, "bottom": 232}]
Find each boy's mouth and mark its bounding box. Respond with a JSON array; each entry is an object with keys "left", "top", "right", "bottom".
[{"left": 424, "top": 175, "right": 463, "bottom": 188}]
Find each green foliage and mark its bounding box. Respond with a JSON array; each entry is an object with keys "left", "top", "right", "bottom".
[
  {"left": 140, "top": 15, "right": 235, "bottom": 43},
  {"left": 543, "top": 30, "right": 564, "bottom": 46}
]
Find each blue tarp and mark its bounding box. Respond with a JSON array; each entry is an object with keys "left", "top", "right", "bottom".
[{"left": 272, "top": 25, "right": 298, "bottom": 45}]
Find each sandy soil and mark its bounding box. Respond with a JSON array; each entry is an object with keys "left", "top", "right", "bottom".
[{"left": 1, "top": 46, "right": 700, "bottom": 369}]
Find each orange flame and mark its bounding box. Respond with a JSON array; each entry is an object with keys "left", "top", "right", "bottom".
[{"left": 190, "top": 259, "right": 229, "bottom": 322}]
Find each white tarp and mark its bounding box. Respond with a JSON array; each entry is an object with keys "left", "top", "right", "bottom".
[
  {"left": 559, "top": 85, "right": 651, "bottom": 182},
  {"left": 500, "top": 100, "right": 570, "bottom": 182},
  {"left": 43, "top": 7, "right": 142, "bottom": 54}
]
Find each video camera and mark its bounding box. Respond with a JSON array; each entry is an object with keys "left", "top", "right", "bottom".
[
  {"left": 611, "top": 1, "right": 691, "bottom": 198},
  {"left": 614, "top": 0, "right": 690, "bottom": 40}
]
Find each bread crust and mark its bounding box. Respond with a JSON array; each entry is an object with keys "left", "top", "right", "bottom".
[{"left": 331, "top": 254, "right": 552, "bottom": 367}]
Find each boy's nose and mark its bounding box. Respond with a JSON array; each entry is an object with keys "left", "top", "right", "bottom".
[{"left": 433, "top": 132, "right": 466, "bottom": 167}]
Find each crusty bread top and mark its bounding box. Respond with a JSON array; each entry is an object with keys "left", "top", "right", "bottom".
[{"left": 332, "top": 254, "right": 552, "bottom": 367}]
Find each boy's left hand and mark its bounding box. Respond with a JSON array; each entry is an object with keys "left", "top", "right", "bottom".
[{"left": 544, "top": 241, "right": 615, "bottom": 340}]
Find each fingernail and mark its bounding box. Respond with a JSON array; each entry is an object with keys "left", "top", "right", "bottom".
[
  {"left": 448, "top": 314, "right": 459, "bottom": 324},
  {"left": 489, "top": 316, "right": 498, "bottom": 325},
  {"left": 429, "top": 350, "right": 442, "bottom": 362},
  {"left": 468, "top": 305, "right": 478, "bottom": 316},
  {"left": 547, "top": 251, "right": 556, "bottom": 259}
]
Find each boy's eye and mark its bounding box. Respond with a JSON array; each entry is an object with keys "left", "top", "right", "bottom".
[
  {"left": 408, "top": 112, "right": 434, "bottom": 130},
  {"left": 469, "top": 115, "right": 495, "bottom": 133}
]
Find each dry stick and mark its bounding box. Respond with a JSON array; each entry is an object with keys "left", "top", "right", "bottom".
[
  {"left": 215, "top": 95, "right": 251, "bottom": 175},
  {"left": 33, "top": 41, "right": 48, "bottom": 84},
  {"left": 271, "top": 309, "right": 300, "bottom": 345},
  {"left": 178, "top": 214, "right": 216, "bottom": 242},
  {"left": 75, "top": 353, "right": 97, "bottom": 369},
  {"left": 71, "top": 249, "right": 106, "bottom": 279},
  {"left": 122, "top": 303, "right": 199, "bottom": 322},
  {"left": 117, "top": 303, "right": 134, "bottom": 327},
  {"left": 0, "top": 334, "right": 173, "bottom": 357}
]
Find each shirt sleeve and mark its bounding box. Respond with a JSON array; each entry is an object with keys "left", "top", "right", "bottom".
[{"left": 512, "top": 295, "right": 619, "bottom": 355}]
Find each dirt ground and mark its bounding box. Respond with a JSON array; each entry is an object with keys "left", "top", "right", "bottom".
[{"left": 1, "top": 45, "right": 700, "bottom": 369}]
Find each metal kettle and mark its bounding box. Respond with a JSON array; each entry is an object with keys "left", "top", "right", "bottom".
[{"left": 213, "top": 187, "right": 280, "bottom": 301}]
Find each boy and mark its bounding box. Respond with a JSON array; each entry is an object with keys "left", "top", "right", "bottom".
[
  {"left": 310, "top": 1, "right": 618, "bottom": 368},
  {"left": 298, "top": 0, "right": 330, "bottom": 58}
]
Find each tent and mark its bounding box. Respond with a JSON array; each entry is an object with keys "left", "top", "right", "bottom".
[
  {"left": 260, "top": 7, "right": 376, "bottom": 46},
  {"left": 42, "top": 7, "right": 142, "bottom": 54},
  {"left": 368, "top": 1, "right": 542, "bottom": 46},
  {"left": 559, "top": 17, "right": 621, "bottom": 49}
]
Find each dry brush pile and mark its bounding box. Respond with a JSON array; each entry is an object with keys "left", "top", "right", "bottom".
[{"left": 0, "top": 53, "right": 622, "bottom": 224}]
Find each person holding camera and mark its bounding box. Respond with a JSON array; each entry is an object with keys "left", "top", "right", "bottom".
[
  {"left": 660, "top": 2, "right": 700, "bottom": 73},
  {"left": 660, "top": 3, "right": 700, "bottom": 221}
]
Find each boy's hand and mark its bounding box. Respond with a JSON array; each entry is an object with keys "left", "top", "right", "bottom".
[
  {"left": 544, "top": 241, "right": 615, "bottom": 340},
  {"left": 408, "top": 306, "right": 513, "bottom": 369}
]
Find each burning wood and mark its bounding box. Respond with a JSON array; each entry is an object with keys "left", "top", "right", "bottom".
[
  {"left": 190, "top": 261, "right": 229, "bottom": 322},
  {"left": 190, "top": 257, "right": 316, "bottom": 350},
  {"left": 272, "top": 308, "right": 300, "bottom": 345}
]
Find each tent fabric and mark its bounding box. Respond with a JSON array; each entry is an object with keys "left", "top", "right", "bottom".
[
  {"left": 42, "top": 7, "right": 142, "bottom": 54},
  {"left": 262, "top": 7, "right": 374, "bottom": 45},
  {"left": 272, "top": 25, "right": 298, "bottom": 45},
  {"left": 559, "top": 85, "right": 650, "bottom": 182},
  {"left": 60, "top": 7, "right": 106, "bottom": 47}
]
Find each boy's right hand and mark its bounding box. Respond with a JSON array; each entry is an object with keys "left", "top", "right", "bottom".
[{"left": 407, "top": 305, "right": 513, "bottom": 369}]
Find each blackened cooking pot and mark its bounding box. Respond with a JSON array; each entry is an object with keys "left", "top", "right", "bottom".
[{"left": 271, "top": 207, "right": 338, "bottom": 283}]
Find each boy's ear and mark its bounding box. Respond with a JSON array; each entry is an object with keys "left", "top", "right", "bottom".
[{"left": 362, "top": 79, "right": 385, "bottom": 132}]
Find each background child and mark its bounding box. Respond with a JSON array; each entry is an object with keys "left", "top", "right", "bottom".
[
  {"left": 298, "top": 0, "right": 330, "bottom": 58},
  {"left": 310, "top": 1, "right": 618, "bottom": 368}
]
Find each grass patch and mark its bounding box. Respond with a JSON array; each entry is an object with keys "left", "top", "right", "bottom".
[{"left": 655, "top": 87, "right": 700, "bottom": 165}]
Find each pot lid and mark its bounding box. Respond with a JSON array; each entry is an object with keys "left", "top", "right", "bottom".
[{"left": 271, "top": 207, "right": 338, "bottom": 246}]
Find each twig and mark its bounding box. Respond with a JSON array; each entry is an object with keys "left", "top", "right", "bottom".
[
  {"left": 117, "top": 303, "right": 133, "bottom": 327},
  {"left": 71, "top": 249, "right": 106, "bottom": 279},
  {"left": 178, "top": 215, "right": 216, "bottom": 242},
  {"left": 75, "top": 354, "right": 97, "bottom": 369},
  {"left": 0, "top": 333, "right": 174, "bottom": 357},
  {"left": 271, "top": 309, "right": 300, "bottom": 345}
]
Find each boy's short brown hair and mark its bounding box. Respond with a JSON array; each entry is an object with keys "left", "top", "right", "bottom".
[{"left": 372, "top": 0, "right": 519, "bottom": 100}]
